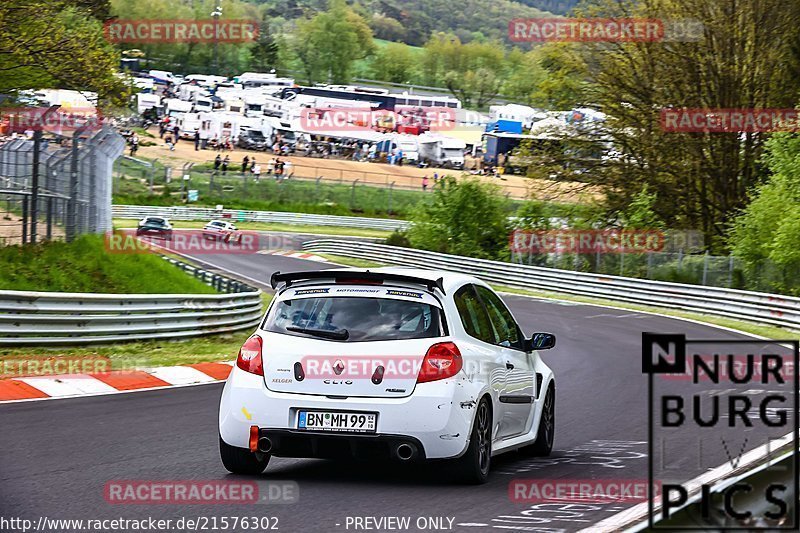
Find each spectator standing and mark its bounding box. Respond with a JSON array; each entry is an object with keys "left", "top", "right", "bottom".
[
  {"left": 172, "top": 125, "right": 180, "bottom": 143},
  {"left": 253, "top": 163, "right": 262, "bottom": 182},
  {"left": 221, "top": 155, "right": 230, "bottom": 175},
  {"left": 422, "top": 175, "right": 429, "bottom": 191},
  {"left": 214, "top": 154, "right": 222, "bottom": 171},
  {"left": 266, "top": 158, "right": 275, "bottom": 175},
  {"left": 242, "top": 155, "right": 250, "bottom": 174},
  {"left": 194, "top": 130, "right": 200, "bottom": 151}
]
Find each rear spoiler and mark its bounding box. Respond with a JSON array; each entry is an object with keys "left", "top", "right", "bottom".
[{"left": 270, "top": 270, "right": 445, "bottom": 294}]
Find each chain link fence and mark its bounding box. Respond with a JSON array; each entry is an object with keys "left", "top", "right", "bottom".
[{"left": 0, "top": 126, "right": 125, "bottom": 245}]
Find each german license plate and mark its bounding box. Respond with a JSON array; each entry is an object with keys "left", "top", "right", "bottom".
[{"left": 297, "top": 410, "right": 377, "bottom": 433}]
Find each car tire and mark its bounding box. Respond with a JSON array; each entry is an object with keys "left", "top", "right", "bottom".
[
  {"left": 453, "top": 397, "right": 492, "bottom": 484},
  {"left": 219, "top": 437, "right": 269, "bottom": 475},
  {"left": 520, "top": 385, "right": 554, "bottom": 457}
]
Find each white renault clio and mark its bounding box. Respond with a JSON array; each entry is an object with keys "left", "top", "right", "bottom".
[{"left": 218, "top": 268, "right": 556, "bottom": 483}]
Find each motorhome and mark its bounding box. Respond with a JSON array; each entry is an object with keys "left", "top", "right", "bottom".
[
  {"left": 136, "top": 93, "right": 161, "bottom": 115},
  {"left": 164, "top": 98, "right": 193, "bottom": 116},
  {"left": 185, "top": 74, "right": 228, "bottom": 88},
  {"left": 258, "top": 117, "right": 299, "bottom": 147},
  {"left": 149, "top": 70, "right": 176, "bottom": 85},
  {"left": 418, "top": 134, "right": 466, "bottom": 168},
  {"left": 235, "top": 72, "right": 295, "bottom": 90},
  {"left": 489, "top": 104, "right": 547, "bottom": 130},
  {"left": 193, "top": 94, "right": 214, "bottom": 113},
  {"left": 175, "top": 112, "right": 202, "bottom": 139},
  {"left": 198, "top": 112, "right": 249, "bottom": 142}
]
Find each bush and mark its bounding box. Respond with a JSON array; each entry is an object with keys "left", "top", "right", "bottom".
[
  {"left": 385, "top": 231, "right": 411, "bottom": 247},
  {"left": 407, "top": 176, "right": 511, "bottom": 260}
]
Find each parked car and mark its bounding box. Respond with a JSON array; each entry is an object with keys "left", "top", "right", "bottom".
[
  {"left": 237, "top": 130, "right": 268, "bottom": 151},
  {"left": 136, "top": 216, "right": 173, "bottom": 240},
  {"left": 202, "top": 220, "right": 243, "bottom": 243},
  {"left": 218, "top": 268, "right": 557, "bottom": 484}
]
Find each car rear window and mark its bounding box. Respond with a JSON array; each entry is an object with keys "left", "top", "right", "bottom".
[
  {"left": 265, "top": 296, "right": 443, "bottom": 342},
  {"left": 144, "top": 218, "right": 166, "bottom": 227}
]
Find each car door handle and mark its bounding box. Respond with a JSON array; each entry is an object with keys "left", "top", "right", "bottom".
[{"left": 506, "top": 362, "right": 514, "bottom": 370}]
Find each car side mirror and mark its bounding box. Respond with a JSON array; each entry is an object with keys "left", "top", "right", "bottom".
[{"left": 525, "top": 333, "right": 556, "bottom": 352}]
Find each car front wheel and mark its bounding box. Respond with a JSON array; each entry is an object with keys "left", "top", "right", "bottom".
[
  {"left": 453, "top": 397, "right": 492, "bottom": 484},
  {"left": 219, "top": 437, "right": 269, "bottom": 475}
]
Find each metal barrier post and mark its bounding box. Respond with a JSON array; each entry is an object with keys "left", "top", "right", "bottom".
[
  {"left": 30, "top": 130, "right": 41, "bottom": 244},
  {"left": 21, "top": 196, "right": 28, "bottom": 244}
]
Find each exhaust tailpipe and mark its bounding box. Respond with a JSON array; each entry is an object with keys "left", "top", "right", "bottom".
[
  {"left": 395, "top": 443, "right": 417, "bottom": 461},
  {"left": 257, "top": 437, "right": 273, "bottom": 454}
]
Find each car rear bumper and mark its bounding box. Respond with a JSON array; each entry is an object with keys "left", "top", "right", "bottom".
[
  {"left": 219, "top": 366, "right": 480, "bottom": 459},
  {"left": 256, "top": 429, "right": 427, "bottom": 461}
]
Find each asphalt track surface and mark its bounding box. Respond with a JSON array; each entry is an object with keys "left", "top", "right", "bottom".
[{"left": 1, "top": 242, "right": 793, "bottom": 533}]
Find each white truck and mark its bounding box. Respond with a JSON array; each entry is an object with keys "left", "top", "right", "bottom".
[
  {"left": 418, "top": 134, "right": 466, "bottom": 169},
  {"left": 390, "top": 134, "right": 420, "bottom": 164}
]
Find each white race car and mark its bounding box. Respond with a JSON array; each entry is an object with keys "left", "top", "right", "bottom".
[
  {"left": 218, "top": 268, "right": 556, "bottom": 483},
  {"left": 202, "top": 220, "right": 243, "bottom": 243}
]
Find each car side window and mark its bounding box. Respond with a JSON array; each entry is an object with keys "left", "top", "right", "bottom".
[
  {"left": 454, "top": 285, "right": 496, "bottom": 344},
  {"left": 475, "top": 286, "right": 523, "bottom": 350}
]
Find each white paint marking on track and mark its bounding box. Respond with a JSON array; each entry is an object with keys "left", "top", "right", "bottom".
[
  {"left": 16, "top": 376, "right": 118, "bottom": 397},
  {"left": 146, "top": 366, "right": 218, "bottom": 385}
]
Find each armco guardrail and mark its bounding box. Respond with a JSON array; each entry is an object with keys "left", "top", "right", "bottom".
[
  {"left": 113, "top": 205, "right": 410, "bottom": 232},
  {"left": 0, "top": 257, "right": 263, "bottom": 346},
  {"left": 302, "top": 240, "right": 800, "bottom": 330}
]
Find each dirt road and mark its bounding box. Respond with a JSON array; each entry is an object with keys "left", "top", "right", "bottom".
[{"left": 135, "top": 128, "right": 601, "bottom": 203}]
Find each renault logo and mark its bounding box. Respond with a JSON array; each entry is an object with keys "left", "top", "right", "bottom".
[{"left": 333, "top": 359, "right": 345, "bottom": 375}]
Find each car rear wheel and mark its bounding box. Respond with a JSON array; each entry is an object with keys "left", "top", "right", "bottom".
[
  {"left": 452, "top": 397, "right": 492, "bottom": 484},
  {"left": 219, "top": 437, "right": 269, "bottom": 475},
  {"left": 520, "top": 385, "right": 554, "bottom": 456}
]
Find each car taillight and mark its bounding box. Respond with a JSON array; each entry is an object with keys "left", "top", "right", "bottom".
[
  {"left": 417, "top": 342, "right": 462, "bottom": 383},
  {"left": 236, "top": 335, "right": 263, "bottom": 375}
]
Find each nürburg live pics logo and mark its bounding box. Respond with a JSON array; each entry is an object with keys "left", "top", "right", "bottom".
[{"left": 642, "top": 332, "right": 799, "bottom": 529}]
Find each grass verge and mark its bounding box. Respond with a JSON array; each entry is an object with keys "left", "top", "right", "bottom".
[
  {"left": 112, "top": 218, "right": 393, "bottom": 239},
  {"left": 0, "top": 235, "right": 216, "bottom": 294}
]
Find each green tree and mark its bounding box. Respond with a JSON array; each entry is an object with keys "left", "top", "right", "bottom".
[
  {"left": 729, "top": 134, "right": 800, "bottom": 293},
  {"left": 249, "top": 14, "right": 280, "bottom": 72},
  {"left": 578, "top": 0, "right": 800, "bottom": 250},
  {"left": 370, "top": 43, "right": 416, "bottom": 83},
  {"left": 408, "top": 177, "right": 511, "bottom": 259},
  {"left": 0, "top": 0, "right": 126, "bottom": 104},
  {"left": 422, "top": 33, "right": 505, "bottom": 108},
  {"left": 621, "top": 184, "right": 664, "bottom": 229},
  {"left": 292, "top": 0, "right": 375, "bottom": 84}
]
